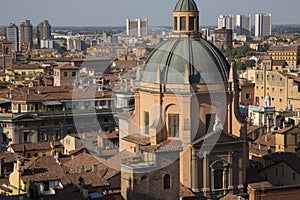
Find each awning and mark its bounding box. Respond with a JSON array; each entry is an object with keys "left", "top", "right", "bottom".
[
  {"left": 42, "top": 101, "right": 62, "bottom": 106},
  {"left": 0, "top": 99, "right": 10, "bottom": 104}
]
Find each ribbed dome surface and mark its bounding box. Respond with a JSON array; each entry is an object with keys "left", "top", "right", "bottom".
[
  {"left": 140, "top": 37, "right": 229, "bottom": 84},
  {"left": 174, "top": 0, "right": 198, "bottom": 12}
]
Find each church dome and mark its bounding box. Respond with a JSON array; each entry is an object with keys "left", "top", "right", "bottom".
[
  {"left": 140, "top": 37, "right": 230, "bottom": 84},
  {"left": 174, "top": 0, "right": 198, "bottom": 12}
]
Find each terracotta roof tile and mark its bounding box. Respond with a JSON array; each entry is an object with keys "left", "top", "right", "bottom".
[
  {"left": 122, "top": 134, "right": 150, "bottom": 146},
  {"left": 10, "top": 141, "right": 63, "bottom": 152}
]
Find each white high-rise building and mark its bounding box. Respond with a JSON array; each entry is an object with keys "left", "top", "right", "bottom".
[
  {"left": 236, "top": 15, "right": 251, "bottom": 37},
  {"left": 6, "top": 23, "right": 18, "bottom": 52},
  {"left": 126, "top": 18, "right": 148, "bottom": 38},
  {"left": 217, "top": 15, "right": 234, "bottom": 32},
  {"left": 255, "top": 14, "right": 272, "bottom": 37}
]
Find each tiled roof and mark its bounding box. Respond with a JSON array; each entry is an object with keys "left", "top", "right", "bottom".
[
  {"left": 63, "top": 153, "right": 107, "bottom": 173},
  {"left": 248, "top": 181, "right": 273, "bottom": 189},
  {"left": 220, "top": 193, "right": 239, "bottom": 200},
  {"left": 98, "top": 131, "right": 119, "bottom": 140},
  {"left": 8, "top": 64, "right": 42, "bottom": 70},
  {"left": 66, "top": 171, "right": 110, "bottom": 188},
  {"left": 269, "top": 45, "right": 300, "bottom": 51},
  {"left": 0, "top": 151, "right": 19, "bottom": 163},
  {"left": 55, "top": 64, "right": 79, "bottom": 70},
  {"left": 122, "top": 134, "right": 150, "bottom": 146},
  {"left": 10, "top": 141, "right": 63, "bottom": 152},
  {"left": 262, "top": 152, "right": 300, "bottom": 173},
  {"left": 179, "top": 183, "right": 195, "bottom": 198},
  {"left": 141, "top": 139, "right": 182, "bottom": 152},
  {"left": 0, "top": 86, "right": 112, "bottom": 102}
]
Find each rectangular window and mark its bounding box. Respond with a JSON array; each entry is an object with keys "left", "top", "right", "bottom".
[
  {"left": 24, "top": 132, "right": 29, "bottom": 142},
  {"left": 245, "top": 93, "right": 251, "bottom": 99},
  {"left": 189, "top": 17, "right": 195, "bottom": 31},
  {"left": 64, "top": 72, "right": 68, "bottom": 77},
  {"left": 72, "top": 72, "right": 76, "bottom": 77},
  {"left": 144, "top": 112, "right": 149, "bottom": 134},
  {"left": 168, "top": 114, "right": 179, "bottom": 137},
  {"left": 174, "top": 17, "right": 178, "bottom": 30},
  {"left": 180, "top": 17, "right": 186, "bottom": 31}
]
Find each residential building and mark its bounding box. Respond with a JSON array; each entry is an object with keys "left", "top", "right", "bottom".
[
  {"left": 5, "top": 23, "right": 18, "bottom": 52},
  {"left": 274, "top": 126, "right": 300, "bottom": 153},
  {"left": 0, "top": 86, "right": 117, "bottom": 146},
  {"left": 255, "top": 14, "right": 272, "bottom": 37},
  {"left": 214, "top": 28, "right": 233, "bottom": 49},
  {"left": 5, "top": 63, "right": 45, "bottom": 85},
  {"left": 60, "top": 134, "right": 83, "bottom": 155},
  {"left": 8, "top": 141, "right": 64, "bottom": 158},
  {"left": 37, "top": 20, "right": 51, "bottom": 46},
  {"left": 268, "top": 45, "right": 300, "bottom": 66},
  {"left": 236, "top": 14, "right": 251, "bottom": 37},
  {"left": 217, "top": 15, "right": 234, "bottom": 32},
  {"left": 126, "top": 18, "right": 148, "bottom": 38},
  {"left": 18, "top": 20, "right": 33, "bottom": 50},
  {"left": 254, "top": 68, "right": 300, "bottom": 112},
  {"left": 53, "top": 64, "right": 79, "bottom": 86}
]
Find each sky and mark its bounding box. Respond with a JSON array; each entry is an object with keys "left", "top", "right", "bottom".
[{"left": 0, "top": 0, "right": 299, "bottom": 26}]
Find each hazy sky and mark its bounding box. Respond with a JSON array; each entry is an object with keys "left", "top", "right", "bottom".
[{"left": 0, "top": 0, "right": 299, "bottom": 26}]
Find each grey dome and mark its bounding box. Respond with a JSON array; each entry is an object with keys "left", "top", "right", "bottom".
[
  {"left": 174, "top": 0, "right": 198, "bottom": 12},
  {"left": 140, "top": 37, "right": 230, "bottom": 84}
]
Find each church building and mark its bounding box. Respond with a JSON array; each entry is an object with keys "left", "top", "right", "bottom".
[{"left": 118, "top": 0, "right": 248, "bottom": 199}]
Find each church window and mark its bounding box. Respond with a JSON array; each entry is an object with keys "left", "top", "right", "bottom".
[
  {"left": 163, "top": 174, "right": 171, "bottom": 190},
  {"left": 214, "top": 169, "right": 223, "bottom": 189},
  {"left": 168, "top": 114, "right": 179, "bottom": 137},
  {"left": 206, "top": 114, "right": 216, "bottom": 133}
]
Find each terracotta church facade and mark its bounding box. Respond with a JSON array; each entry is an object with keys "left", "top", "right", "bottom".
[{"left": 118, "top": 0, "right": 248, "bottom": 199}]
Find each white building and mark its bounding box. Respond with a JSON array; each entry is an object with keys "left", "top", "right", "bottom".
[
  {"left": 236, "top": 14, "right": 251, "bottom": 36},
  {"left": 217, "top": 15, "right": 234, "bottom": 32},
  {"left": 126, "top": 18, "right": 148, "bottom": 38},
  {"left": 255, "top": 14, "right": 272, "bottom": 37}
]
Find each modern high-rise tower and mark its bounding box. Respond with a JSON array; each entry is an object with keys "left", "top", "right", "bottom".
[
  {"left": 19, "top": 20, "right": 33, "bottom": 49},
  {"left": 5, "top": 23, "right": 18, "bottom": 52},
  {"left": 126, "top": 18, "right": 148, "bottom": 38},
  {"left": 255, "top": 14, "right": 272, "bottom": 37},
  {"left": 236, "top": 15, "right": 251, "bottom": 37},
  {"left": 217, "top": 15, "right": 234, "bottom": 32},
  {"left": 37, "top": 20, "right": 51, "bottom": 46}
]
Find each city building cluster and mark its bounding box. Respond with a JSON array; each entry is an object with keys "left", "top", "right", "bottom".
[{"left": 0, "top": 0, "right": 300, "bottom": 200}]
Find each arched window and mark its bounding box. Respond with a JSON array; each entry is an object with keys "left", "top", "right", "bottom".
[{"left": 163, "top": 174, "right": 171, "bottom": 190}]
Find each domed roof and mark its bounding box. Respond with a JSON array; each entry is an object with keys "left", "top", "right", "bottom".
[
  {"left": 140, "top": 37, "right": 229, "bottom": 84},
  {"left": 174, "top": 0, "right": 198, "bottom": 12}
]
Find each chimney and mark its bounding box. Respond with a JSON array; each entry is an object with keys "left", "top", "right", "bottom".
[
  {"left": 265, "top": 135, "right": 268, "bottom": 142},
  {"left": 92, "top": 164, "right": 98, "bottom": 172}
]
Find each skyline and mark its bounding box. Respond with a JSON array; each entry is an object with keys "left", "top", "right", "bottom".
[{"left": 0, "top": 0, "right": 299, "bottom": 26}]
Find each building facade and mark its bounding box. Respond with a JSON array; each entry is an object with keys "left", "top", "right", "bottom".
[
  {"left": 6, "top": 23, "right": 18, "bottom": 52},
  {"left": 126, "top": 18, "right": 148, "bottom": 38},
  {"left": 236, "top": 15, "right": 251, "bottom": 37},
  {"left": 37, "top": 20, "right": 51, "bottom": 46},
  {"left": 214, "top": 28, "right": 233, "bottom": 50},
  {"left": 217, "top": 15, "right": 234, "bottom": 32},
  {"left": 268, "top": 45, "right": 300, "bottom": 66},
  {"left": 18, "top": 20, "right": 33, "bottom": 50},
  {"left": 255, "top": 14, "right": 272, "bottom": 37},
  {"left": 119, "top": 0, "right": 248, "bottom": 199}
]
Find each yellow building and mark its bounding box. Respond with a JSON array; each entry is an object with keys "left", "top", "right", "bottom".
[
  {"left": 254, "top": 69, "right": 300, "bottom": 111},
  {"left": 5, "top": 63, "right": 45, "bottom": 85},
  {"left": 268, "top": 45, "right": 300, "bottom": 66},
  {"left": 274, "top": 126, "right": 300, "bottom": 152},
  {"left": 8, "top": 141, "right": 64, "bottom": 158}
]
